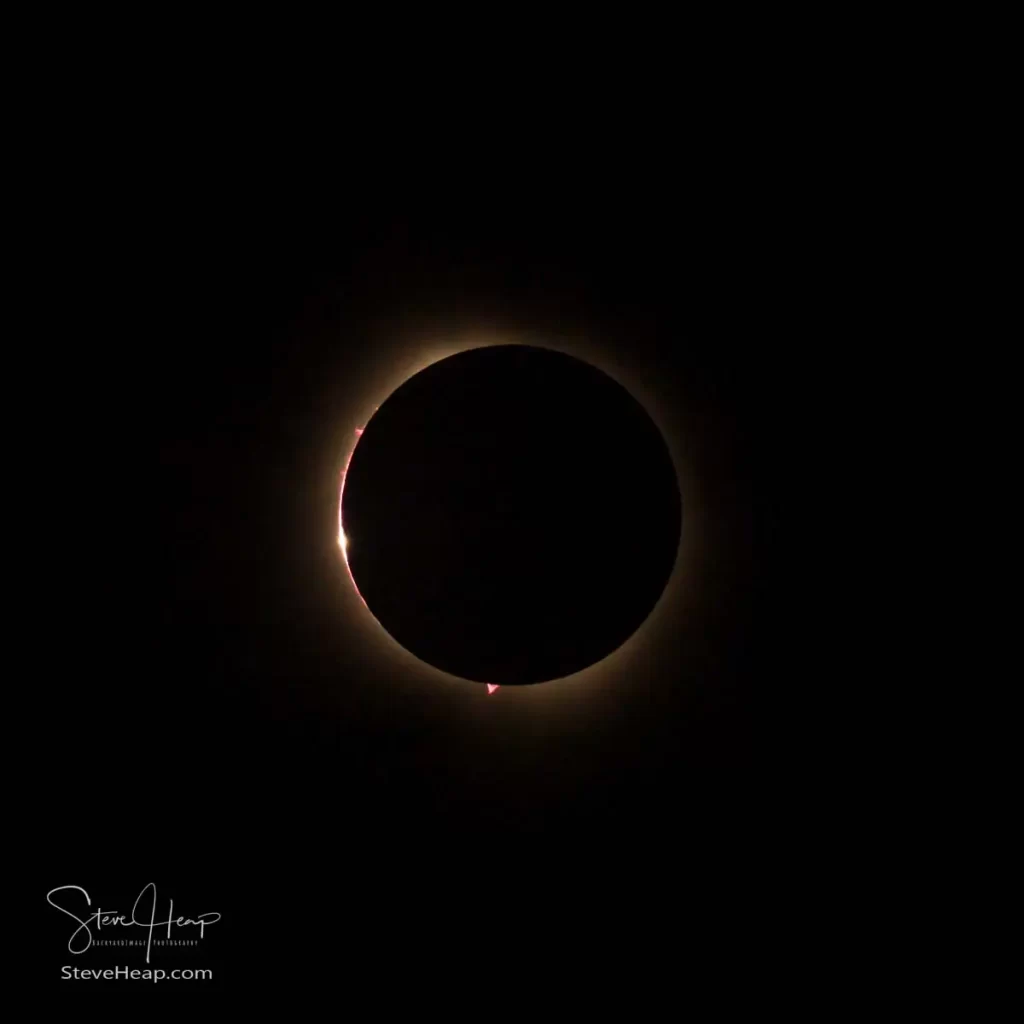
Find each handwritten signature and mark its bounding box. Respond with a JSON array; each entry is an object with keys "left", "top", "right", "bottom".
[{"left": 47, "top": 884, "right": 221, "bottom": 964}]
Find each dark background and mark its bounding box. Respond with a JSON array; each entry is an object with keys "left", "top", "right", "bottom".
[{"left": 37, "top": 156, "right": 762, "bottom": 993}]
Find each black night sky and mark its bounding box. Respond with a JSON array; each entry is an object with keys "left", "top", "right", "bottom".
[{"left": 39, "top": 160, "right": 760, "bottom": 995}]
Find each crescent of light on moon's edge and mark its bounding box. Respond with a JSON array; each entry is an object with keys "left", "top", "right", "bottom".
[
  {"left": 337, "top": 427, "right": 368, "bottom": 609},
  {"left": 338, "top": 423, "right": 500, "bottom": 695}
]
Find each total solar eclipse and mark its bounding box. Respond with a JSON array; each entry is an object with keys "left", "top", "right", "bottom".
[{"left": 340, "top": 344, "right": 682, "bottom": 687}]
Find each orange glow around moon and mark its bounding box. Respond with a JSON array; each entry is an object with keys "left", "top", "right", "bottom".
[{"left": 334, "top": 335, "right": 685, "bottom": 702}]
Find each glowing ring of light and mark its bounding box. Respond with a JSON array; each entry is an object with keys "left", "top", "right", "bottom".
[{"left": 336, "top": 334, "right": 687, "bottom": 701}]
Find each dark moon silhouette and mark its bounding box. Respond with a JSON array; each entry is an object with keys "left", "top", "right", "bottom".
[{"left": 341, "top": 345, "right": 681, "bottom": 685}]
